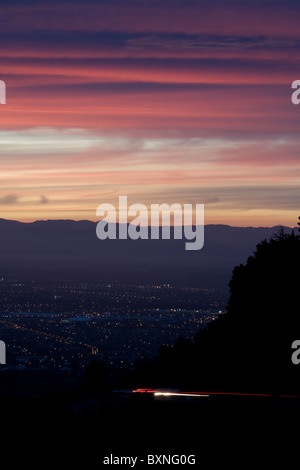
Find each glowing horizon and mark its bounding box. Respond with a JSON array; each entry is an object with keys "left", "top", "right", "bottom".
[{"left": 0, "top": 1, "right": 299, "bottom": 227}]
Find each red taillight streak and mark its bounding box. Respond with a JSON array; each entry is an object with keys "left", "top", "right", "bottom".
[{"left": 132, "top": 388, "right": 300, "bottom": 399}]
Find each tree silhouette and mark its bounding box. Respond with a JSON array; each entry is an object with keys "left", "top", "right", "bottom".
[
  {"left": 135, "top": 220, "right": 300, "bottom": 394},
  {"left": 84, "top": 360, "right": 110, "bottom": 394},
  {"left": 225, "top": 227, "right": 300, "bottom": 392}
]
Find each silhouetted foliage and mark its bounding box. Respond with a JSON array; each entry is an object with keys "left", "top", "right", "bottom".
[
  {"left": 84, "top": 360, "right": 110, "bottom": 393},
  {"left": 134, "top": 222, "right": 300, "bottom": 393}
]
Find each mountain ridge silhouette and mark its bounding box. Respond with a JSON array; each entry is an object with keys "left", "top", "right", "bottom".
[{"left": 0, "top": 218, "right": 296, "bottom": 288}]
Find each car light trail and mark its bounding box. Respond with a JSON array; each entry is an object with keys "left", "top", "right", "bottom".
[
  {"left": 154, "top": 392, "right": 209, "bottom": 398},
  {"left": 132, "top": 389, "right": 300, "bottom": 399},
  {"left": 132, "top": 388, "right": 272, "bottom": 396}
]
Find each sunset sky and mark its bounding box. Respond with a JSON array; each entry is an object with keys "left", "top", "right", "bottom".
[{"left": 0, "top": 0, "right": 299, "bottom": 226}]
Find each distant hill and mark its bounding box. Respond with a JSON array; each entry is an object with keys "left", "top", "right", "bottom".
[{"left": 0, "top": 219, "right": 296, "bottom": 290}]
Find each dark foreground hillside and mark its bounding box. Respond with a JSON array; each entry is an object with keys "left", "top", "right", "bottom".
[{"left": 1, "top": 381, "right": 299, "bottom": 468}]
